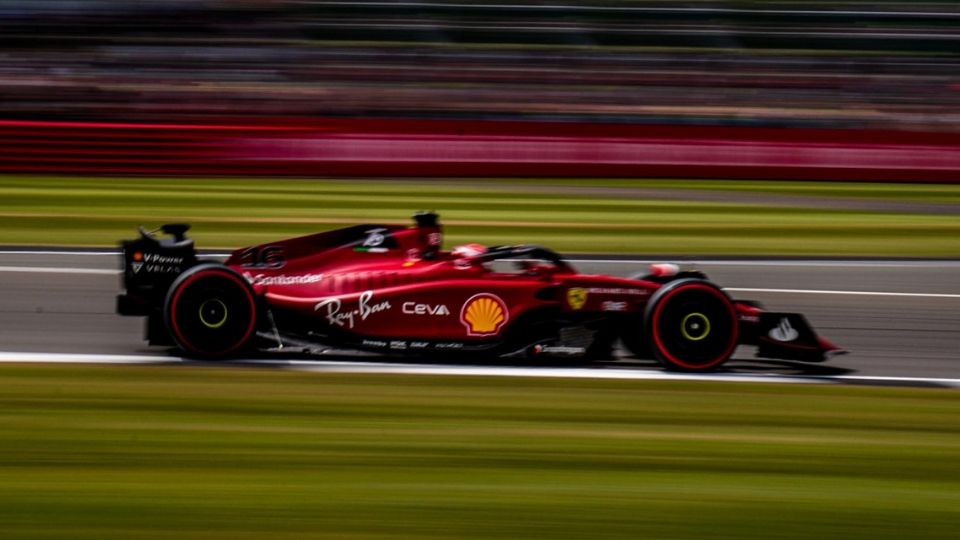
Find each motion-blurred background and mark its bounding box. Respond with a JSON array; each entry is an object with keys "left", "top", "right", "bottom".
[
  {"left": 1, "top": 0, "right": 958, "bottom": 252},
  {"left": 3, "top": 0, "right": 959, "bottom": 128}
]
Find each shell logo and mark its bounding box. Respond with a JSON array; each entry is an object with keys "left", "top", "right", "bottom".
[{"left": 460, "top": 293, "right": 509, "bottom": 336}]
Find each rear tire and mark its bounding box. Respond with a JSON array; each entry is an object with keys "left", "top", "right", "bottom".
[
  {"left": 645, "top": 279, "right": 738, "bottom": 372},
  {"left": 164, "top": 264, "right": 257, "bottom": 358}
]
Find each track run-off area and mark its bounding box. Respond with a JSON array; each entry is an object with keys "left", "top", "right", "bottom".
[{"left": 0, "top": 250, "right": 958, "bottom": 388}]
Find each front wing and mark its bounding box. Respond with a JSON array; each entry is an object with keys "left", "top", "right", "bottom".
[{"left": 752, "top": 312, "right": 844, "bottom": 362}]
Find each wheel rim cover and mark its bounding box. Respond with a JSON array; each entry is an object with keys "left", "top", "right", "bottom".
[
  {"left": 680, "top": 312, "right": 711, "bottom": 341},
  {"left": 198, "top": 298, "right": 229, "bottom": 329}
]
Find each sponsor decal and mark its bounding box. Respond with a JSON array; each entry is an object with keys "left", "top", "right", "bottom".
[
  {"left": 532, "top": 344, "right": 587, "bottom": 356},
  {"left": 390, "top": 341, "right": 408, "bottom": 350},
  {"left": 354, "top": 247, "right": 389, "bottom": 253},
  {"left": 142, "top": 253, "right": 183, "bottom": 265},
  {"left": 586, "top": 287, "right": 648, "bottom": 296},
  {"left": 739, "top": 314, "right": 760, "bottom": 323},
  {"left": 601, "top": 301, "right": 628, "bottom": 312},
  {"left": 131, "top": 252, "right": 186, "bottom": 274},
  {"left": 402, "top": 302, "right": 451, "bottom": 316},
  {"left": 238, "top": 246, "right": 285, "bottom": 269},
  {"left": 243, "top": 272, "right": 324, "bottom": 287},
  {"left": 362, "top": 339, "right": 388, "bottom": 348},
  {"left": 410, "top": 341, "right": 429, "bottom": 349},
  {"left": 142, "top": 264, "right": 182, "bottom": 273},
  {"left": 460, "top": 293, "right": 509, "bottom": 336},
  {"left": 314, "top": 290, "right": 391, "bottom": 329},
  {"left": 434, "top": 342, "right": 464, "bottom": 349},
  {"left": 768, "top": 317, "right": 799, "bottom": 342},
  {"left": 566, "top": 288, "right": 588, "bottom": 310},
  {"left": 363, "top": 228, "right": 388, "bottom": 247}
]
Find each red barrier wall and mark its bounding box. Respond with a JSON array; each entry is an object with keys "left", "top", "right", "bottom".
[{"left": 1, "top": 118, "right": 958, "bottom": 181}]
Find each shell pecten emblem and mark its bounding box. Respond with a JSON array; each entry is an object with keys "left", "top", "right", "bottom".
[
  {"left": 460, "top": 293, "right": 509, "bottom": 336},
  {"left": 566, "top": 287, "right": 587, "bottom": 310}
]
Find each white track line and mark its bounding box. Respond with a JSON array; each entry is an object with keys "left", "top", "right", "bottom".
[
  {"left": 0, "top": 250, "right": 229, "bottom": 258},
  {"left": 725, "top": 287, "right": 960, "bottom": 299},
  {"left": 0, "top": 352, "right": 957, "bottom": 388},
  {"left": 0, "top": 266, "right": 119, "bottom": 275},
  {"left": 320, "top": 3, "right": 960, "bottom": 18},
  {"left": 289, "top": 361, "right": 825, "bottom": 384},
  {"left": 0, "top": 352, "right": 177, "bottom": 364},
  {"left": 0, "top": 251, "right": 121, "bottom": 256},
  {"left": 297, "top": 362, "right": 960, "bottom": 388}
]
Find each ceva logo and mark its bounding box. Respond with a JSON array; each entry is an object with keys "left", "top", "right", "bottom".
[{"left": 402, "top": 302, "right": 450, "bottom": 316}]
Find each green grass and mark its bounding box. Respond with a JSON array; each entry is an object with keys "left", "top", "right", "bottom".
[
  {"left": 2, "top": 175, "right": 959, "bottom": 256},
  {"left": 0, "top": 364, "right": 957, "bottom": 539},
  {"left": 531, "top": 178, "right": 960, "bottom": 204}
]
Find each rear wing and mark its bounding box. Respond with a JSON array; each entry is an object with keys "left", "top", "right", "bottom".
[{"left": 116, "top": 224, "right": 198, "bottom": 316}]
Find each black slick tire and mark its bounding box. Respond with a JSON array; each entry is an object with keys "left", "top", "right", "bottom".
[
  {"left": 644, "top": 279, "right": 738, "bottom": 372},
  {"left": 164, "top": 264, "right": 257, "bottom": 358}
]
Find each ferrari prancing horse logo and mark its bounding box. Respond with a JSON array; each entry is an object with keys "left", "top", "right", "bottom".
[{"left": 566, "top": 288, "right": 588, "bottom": 310}]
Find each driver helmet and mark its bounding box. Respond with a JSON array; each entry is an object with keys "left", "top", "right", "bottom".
[{"left": 452, "top": 243, "right": 487, "bottom": 259}]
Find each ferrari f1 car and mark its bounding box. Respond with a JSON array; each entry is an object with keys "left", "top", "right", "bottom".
[{"left": 116, "top": 212, "right": 843, "bottom": 371}]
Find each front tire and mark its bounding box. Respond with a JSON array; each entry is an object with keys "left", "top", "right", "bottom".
[
  {"left": 645, "top": 279, "right": 738, "bottom": 372},
  {"left": 164, "top": 264, "right": 257, "bottom": 358}
]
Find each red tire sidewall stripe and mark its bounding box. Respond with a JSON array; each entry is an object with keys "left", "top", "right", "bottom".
[
  {"left": 651, "top": 283, "right": 738, "bottom": 370},
  {"left": 169, "top": 269, "right": 256, "bottom": 356}
]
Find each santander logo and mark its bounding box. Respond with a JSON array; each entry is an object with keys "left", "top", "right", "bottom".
[{"left": 768, "top": 317, "right": 800, "bottom": 342}]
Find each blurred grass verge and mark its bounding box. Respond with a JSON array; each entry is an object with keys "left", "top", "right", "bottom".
[
  {"left": 2, "top": 176, "right": 958, "bottom": 256},
  {"left": 0, "top": 364, "right": 957, "bottom": 540}
]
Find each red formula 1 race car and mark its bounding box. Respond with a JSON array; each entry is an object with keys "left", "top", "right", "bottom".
[{"left": 116, "top": 212, "right": 843, "bottom": 371}]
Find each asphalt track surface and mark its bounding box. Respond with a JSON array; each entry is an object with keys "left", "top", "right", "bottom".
[{"left": 0, "top": 251, "right": 958, "bottom": 384}]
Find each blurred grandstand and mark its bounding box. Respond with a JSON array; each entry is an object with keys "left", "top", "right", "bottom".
[{"left": 1, "top": 0, "right": 958, "bottom": 130}]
